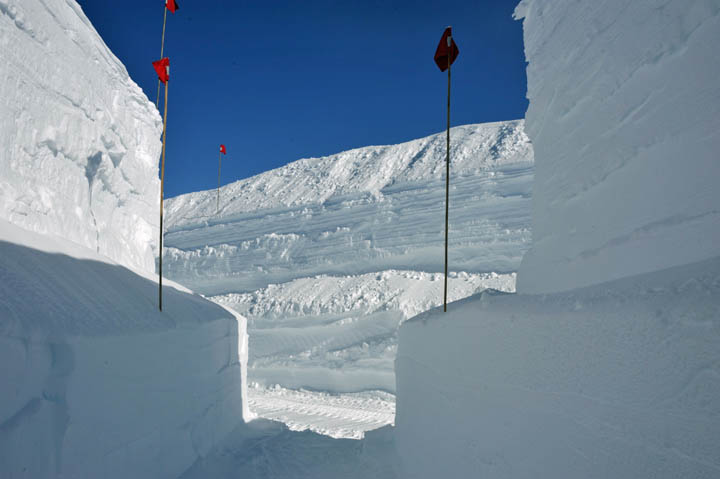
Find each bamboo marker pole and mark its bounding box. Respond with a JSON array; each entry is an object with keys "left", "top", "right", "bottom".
[
  {"left": 156, "top": 6, "right": 168, "bottom": 109},
  {"left": 217, "top": 150, "right": 222, "bottom": 214},
  {"left": 443, "top": 35, "right": 451, "bottom": 313},
  {"left": 159, "top": 77, "right": 168, "bottom": 311}
]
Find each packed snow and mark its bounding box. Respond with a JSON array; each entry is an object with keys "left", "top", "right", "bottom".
[
  {"left": 0, "top": 1, "right": 250, "bottom": 477},
  {"left": 0, "top": 0, "right": 162, "bottom": 272},
  {"left": 163, "top": 122, "right": 533, "bottom": 436},
  {"left": 395, "top": 257, "right": 720, "bottom": 478},
  {"left": 514, "top": 0, "right": 720, "bottom": 294},
  {"left": 0, "top": 220, "right": 250, "bottom": 478},
  {"left": 247, "top": 385, "right": 396, "bottom": 440}
]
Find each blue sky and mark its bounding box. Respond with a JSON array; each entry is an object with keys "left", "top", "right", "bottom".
[{"left": 78, "top": 0, "right": 528, "bottom": 198}]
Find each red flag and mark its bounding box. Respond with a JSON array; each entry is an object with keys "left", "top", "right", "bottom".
[
  {"left": 166, "top": 0, "right": 179, "bottom": 13},
  {"left": 434, "top": 27, "right": 459, "bottom": 72},
  {"left": 152, "top": 57, "right": 170, "bottom": 84},
  {"left": 220, "top": 145, "right": 226, "bottom": 155}
]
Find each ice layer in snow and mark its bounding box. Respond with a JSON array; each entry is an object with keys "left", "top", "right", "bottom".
[
  {"left": 514, "top": 0, "right": 720, "bottom": 294},
  {"left": 0, "top": 0, "right": 162, "bottom": 272}
]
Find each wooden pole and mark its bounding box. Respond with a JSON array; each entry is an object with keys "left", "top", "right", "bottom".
[
  {"left": 159, "top": 79, "right": 168, "bottom": 311},
  {"left": 217, "top": 150, "right": 222, "bottom": 214},
  {"left": 156, "top": 7, "right": 168, "bottom": 109},
  {"left": 443, "top": 45, "right": 451, "bottom": 313}
]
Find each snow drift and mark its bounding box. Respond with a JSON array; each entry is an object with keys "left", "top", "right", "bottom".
[
  {"left": 0, "top": 0, "right": 162, "bottom": 272},
  {"left": 394, "top": 0, "right": 720, "bottom": 477}
]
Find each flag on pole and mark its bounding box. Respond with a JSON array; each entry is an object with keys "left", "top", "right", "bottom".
[
  {"left": 435, "top": 26, "right": 459, "bottom": 312},
  {"left": 166, "top": 0, "right": 179, "bottom": 13},
  {"left": 220, "top": 144, "right": 227, "bottom": 155},
  {"left": 434, "top": 27, "right": 459, "bottom": 72},
  {"left": 153, "top": 57, "right": 170, "bottom": 84}
]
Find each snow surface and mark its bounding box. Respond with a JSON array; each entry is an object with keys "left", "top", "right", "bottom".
[
  {"left": 247, "top": 385, "right": 395, "bottom": 440},
  {"left": 0, "top": 0, "right": 162, "bottom": 272},
  {"left": 180, "top": 420, "right": 398, "bottom": 479},
  {"left": 164, "top": 122, "right": 532, "bottom": 294},
  {"left": 0, "top": 219, "right": 250, "bottom": 478},
  {"left": 514, "top": 0, "right": 720, "bottom": 294},
  {"left": 163, "top": 122, "right": 532, "bottom": 436},
  {"left": 395, "top": 257, "right": 720, "bottom": 478}
]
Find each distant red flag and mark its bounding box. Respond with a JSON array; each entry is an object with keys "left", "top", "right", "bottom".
[
  {"left": 166, "top": 0, "right": 179, "bottom": 13},
  {"left": 434, "top": 27, "right": 459, "bottom": 72},
  {"left": 152, "top": 57, "right": 170, "bottom": 84},
  {"left": 220, "top": 145, "right": 226, "bottom": 155}
]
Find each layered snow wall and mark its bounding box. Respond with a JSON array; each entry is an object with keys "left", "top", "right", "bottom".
[
  {"left": 394, "top": 0, "right": 720, "bottom": 477},
  {"left": 514, "top": 0, "right": 720, "bottom": 294},
  {"left": 164, "top": 122, "right": 532, "bottom": 294},
  {"left": 0, "top": 0, "right": 162, "bottom": 272}
]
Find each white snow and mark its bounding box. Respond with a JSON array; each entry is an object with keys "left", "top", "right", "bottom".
[
  {"left": 163, "top": 122, "right": 532, "bottom": 294},
  {"left": 514, "top": 0, "right": 720, "bottom": 294},
  {"left": 0, "top": 1, "right": 252, "bottom": 476},
  {"left": 5, "top": 0, "right": 718, "bottom": 475},
  {"left": 163, "top": 121, "right": 533, "bottom": 436},
  {"left": 0, "top": 0, "right": 162, "bottom": 272},
  {"left": 0, "top": 219, "right": 250, "bottom": 478},
  {"left": 395, "top": 257, "right": 720, "bottom": 478},
  {"left": 247, "top": 385, "right": 396, "bottom": 440},
  {"left": 215, "top": 271, "right": 515, "bottom": 397},
  {"left": 392, "top": 1, "right": 720, "bottom": 477},
  {"left": 180, "top": 420, "right": 398, "bottom": 479}
]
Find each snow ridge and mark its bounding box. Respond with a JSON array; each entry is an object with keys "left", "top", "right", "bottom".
[{"left": 166, "top": 121, "right": 531, "bottom": 229}]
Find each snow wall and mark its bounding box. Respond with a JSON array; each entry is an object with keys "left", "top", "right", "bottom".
[
  {"left": 394, "top": 0, "right": 720, "bottom": 477},
  {"left": 0, "top": 1, "right": 250, "bottom": 477},
  {"left": 396, "top": 260, "right": 720, "bottom": 478},
  {"left": 0, "top": 0, "right": 162, "bottom": 273},
  {"left": 515, "top": 0, "right": 720, "bottom": 294},
  {"left": 0, "top": 221, "right": 250, "bottom": 479}
]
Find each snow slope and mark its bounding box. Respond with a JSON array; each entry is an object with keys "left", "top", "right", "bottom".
[
  {"left": 164, "top": 122, "right": 532, "bottom": 294},
  {"left": 0, "top": 0, "right": 162, "bottom": 272},
  {"left": 0, "top": 220, "right": 250, "bottom": 478},
  {"left": 163, "top": 122, "right": 532, "bottom": 435},
  {"left": 514, "top": 0, "right": 720, "bottom": 294}
]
